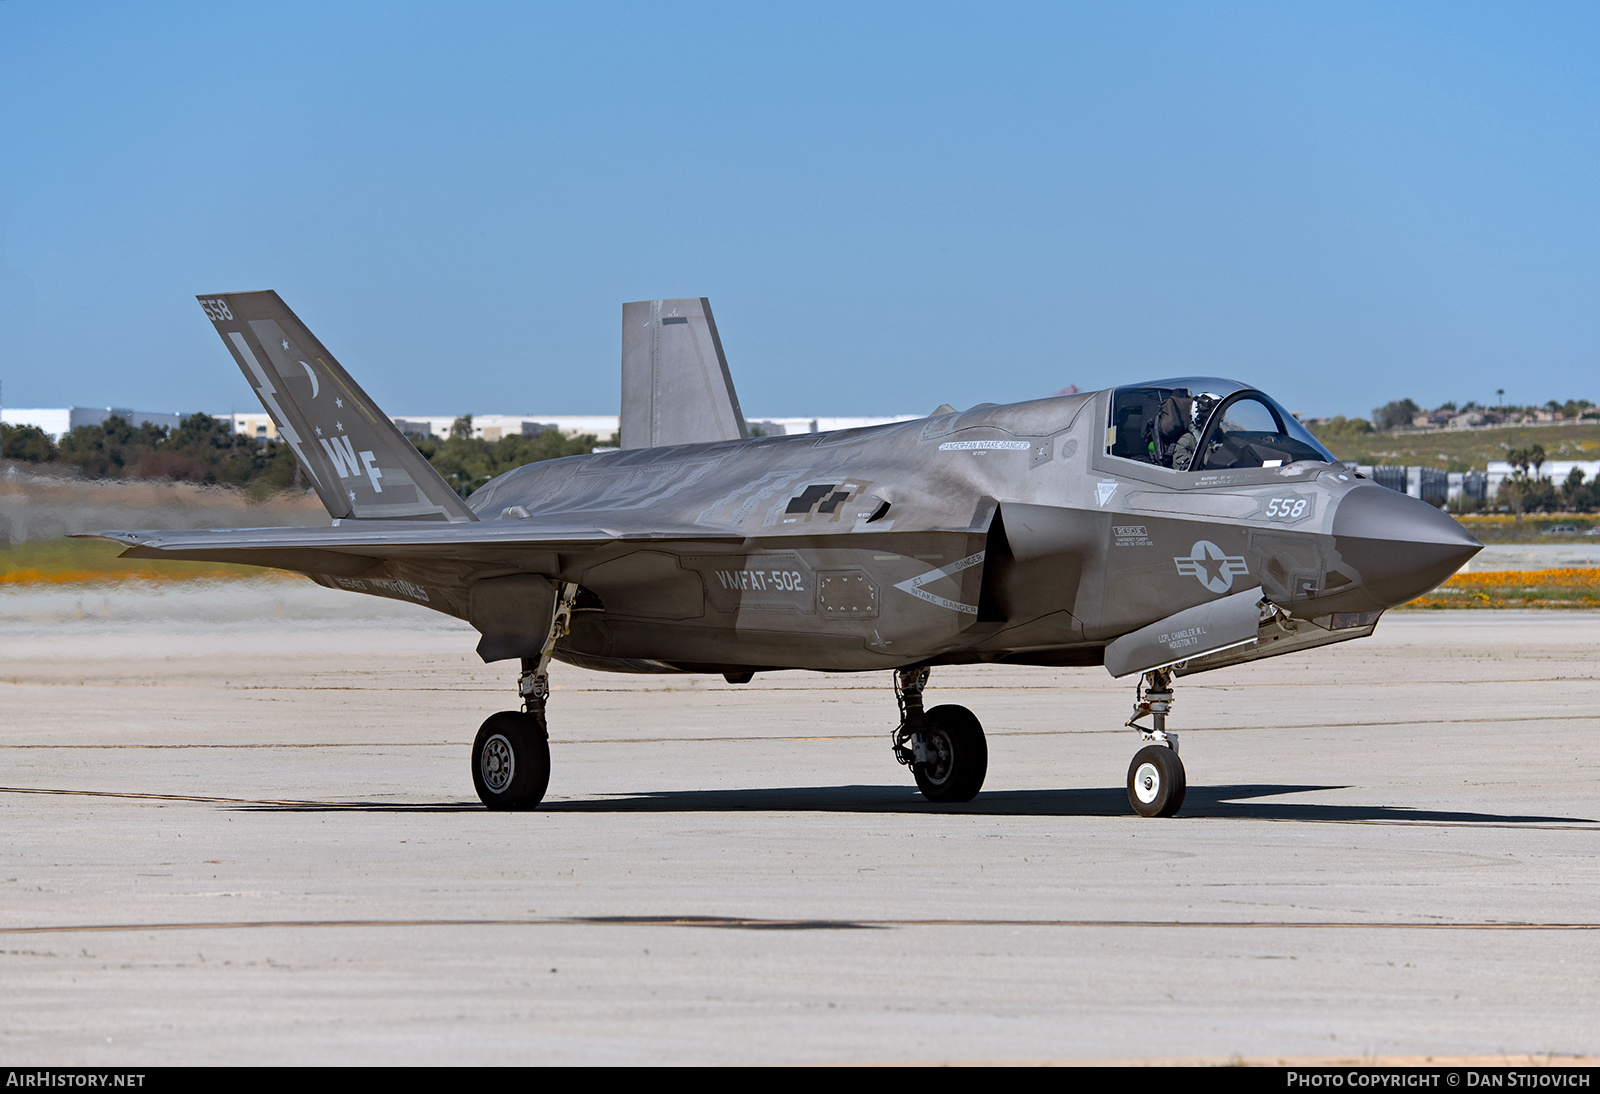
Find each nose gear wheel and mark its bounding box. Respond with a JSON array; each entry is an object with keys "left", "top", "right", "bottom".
[{"left": 1127, "top": 743, "right": 1185, "bottom": 817}]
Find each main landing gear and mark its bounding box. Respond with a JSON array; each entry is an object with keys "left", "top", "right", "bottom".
[
  {"left": 1125, "top": 667, "right": 1186, "bottom": 817},
  {"left": 891, "top": 667, "right": 988, "bottom": 803},
  {"left": 471, "top": 583, "right": 578, "bottom": 811}
]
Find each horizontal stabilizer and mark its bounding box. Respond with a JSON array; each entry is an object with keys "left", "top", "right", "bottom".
[
  {"left": 1103, "top": 586, "right": 1264, "bottom": 679},
  {"left": 620, "top": 298, "right": 747, "bottom": 449},
  {"left": 196, "top": 291, "right": 476, "bottom": 523}
]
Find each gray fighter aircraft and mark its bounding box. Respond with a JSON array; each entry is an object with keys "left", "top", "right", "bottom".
[{"left": 92, "top": 292, "right": 1481, "bottom": 816}]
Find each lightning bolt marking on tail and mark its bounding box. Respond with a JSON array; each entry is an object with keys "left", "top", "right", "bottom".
[{"left": 228, "top": 332, "right": 323, "bottom": 491}]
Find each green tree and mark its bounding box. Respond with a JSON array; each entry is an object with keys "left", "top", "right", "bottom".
[
  {"left": 1371, "top": 399, "right": 1420, "bottom": 432},
  {"left": 1562, "top": 468, "right": 1596, "bottom": 513},
  {"left": 407, "top": 428, "right": 601, "bottom": 497},
  {"left": 55, "top": 416, "right": 170, "bottom": 478},
  {"left": 0, "top": 423, "right": 57, "bottom": 463},
  {"left": 1500, "top": 444, "right": 1550, "bottom": 521},
  {"left": 1307, "top": 416, "right": 1373, "bottom": 446}
]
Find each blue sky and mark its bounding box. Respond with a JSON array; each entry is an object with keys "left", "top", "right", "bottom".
[{"left": 1, "top": 1, "right": 1596, "bottom": 419}]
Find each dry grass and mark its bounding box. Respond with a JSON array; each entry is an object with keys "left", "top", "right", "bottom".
[
  {"left": 1317, "top": 420, "right": 1600, "bottom": 470},
  {"left": 1453, "top": 514, "right": 1599, "bottom": 541},
  {"left": 0, "top": 537, "right": 296, "bottom": 586}
]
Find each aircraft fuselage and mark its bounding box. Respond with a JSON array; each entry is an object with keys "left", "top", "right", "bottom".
[{"left": 313, "top": 386, "right": 1474, "bottom": 679}]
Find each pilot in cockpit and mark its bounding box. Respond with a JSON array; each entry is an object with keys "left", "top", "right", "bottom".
[
  {"left": 1111, "top": 379, "right": 1336, "bottom": 472},
  {"left": 1154, "top": 393, "right": 1217, "bottom": 471}
]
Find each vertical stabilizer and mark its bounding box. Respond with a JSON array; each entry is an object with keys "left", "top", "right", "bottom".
[
  {"left": 620, "top": 298, "right": 747, "bottom": 449},
  {"left": 197, "top": 291, "right": 476, "bottom": 522}
]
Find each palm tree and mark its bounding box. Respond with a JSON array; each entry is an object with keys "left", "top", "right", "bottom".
[{"left": 1505, "top": 447, "right": 1532, "bottom": 522}]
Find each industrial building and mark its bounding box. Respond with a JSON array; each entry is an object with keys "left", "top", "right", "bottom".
[{"left": 1, "top": 406, "right": 185, "bottom": 438}]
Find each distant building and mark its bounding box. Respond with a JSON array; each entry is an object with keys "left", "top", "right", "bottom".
[
  {"left": 1486, "top": 460, "right": 1600, "bottom": 495},
  {"left": 0, "top": 408, "right": 70, "bottom": 438},
  {"left": 1, "top": 406, "right": 184, "bottom": 440},
  {"left": 1356, "top": 465, "right": 1467, "bottom": 507}
]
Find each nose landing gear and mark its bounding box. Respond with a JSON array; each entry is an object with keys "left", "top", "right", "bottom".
[{"left": 1125, "top": 667, "right": 1186, "bottom": 817}]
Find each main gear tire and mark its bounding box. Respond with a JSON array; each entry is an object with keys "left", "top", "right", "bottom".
[
  {"left": 913, "top": 704, "right": 988, "bottom": 803},
  {"left": 1127, "top": 744, "right": 1186, "bottom": 817},
  {"left": 472, "top": 710, "right": 551, "bottom": 811}
]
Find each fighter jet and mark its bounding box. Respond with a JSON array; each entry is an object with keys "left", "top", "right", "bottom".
[{"left": 92, "top": 292, "right": 1481, "bottom": 816}]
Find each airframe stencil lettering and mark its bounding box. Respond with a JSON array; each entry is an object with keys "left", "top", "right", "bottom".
[
  {"left": 688, "top": 554, "right": 815, "bottom": 613},
  {"left": 1159, "top": 625, "right": 1208, "bottom": 652},
  {"left": 1095, "top": 481, "right": 1118, "bottom": 507},
  {"left": 368, "top": 578, "right": 430, "bottom": 603},
  {"left": 1113, "top": 524, "right": 1152, "bottom": 547},
  {"left": 1258, "top": 493, "right": 1316, "bottom": 524},
  {"left": 938, "top": 440, "right": 1032, "bottom": 451},
  {"left": 892, "top": 551, "right": 985, "bottom": 614},
  {"left": 714, "top": 569, "right": 805, "bottom": 593}
]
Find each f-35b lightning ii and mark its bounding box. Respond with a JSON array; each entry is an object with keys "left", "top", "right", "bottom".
[{"left": 92, "top": 292, "right": 1481, "bottom": 816}]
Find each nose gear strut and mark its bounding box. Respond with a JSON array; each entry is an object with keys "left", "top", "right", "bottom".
[{"left": 1126, "top": 666, "right": 1178, "bottom": 754}]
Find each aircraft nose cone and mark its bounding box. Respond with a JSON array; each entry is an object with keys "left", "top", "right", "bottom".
[{"left": 1332, "top": 485, "right": 1482, "bottom": 607}]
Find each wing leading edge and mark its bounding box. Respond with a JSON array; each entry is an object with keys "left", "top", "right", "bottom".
[{"left": 83, "top": 518, "right": 744, "bottom": 569}]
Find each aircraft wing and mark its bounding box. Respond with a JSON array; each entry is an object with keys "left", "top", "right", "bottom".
[{"left": 82, "top": 518, "right": 744, "bottom": 576}]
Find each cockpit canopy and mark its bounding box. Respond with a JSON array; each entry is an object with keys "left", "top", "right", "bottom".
[{"left": 1107, "top": 377, "right": 1337, "bottom": 472}]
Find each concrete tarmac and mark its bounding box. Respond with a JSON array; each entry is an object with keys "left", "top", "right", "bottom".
[{"left": 2, "top": 581, "right": 1598, "bottom": 1065}]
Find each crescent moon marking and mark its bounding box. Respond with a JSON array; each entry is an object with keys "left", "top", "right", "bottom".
[{"left": 300, "top": 361, "right": 319, "bottom": 399}]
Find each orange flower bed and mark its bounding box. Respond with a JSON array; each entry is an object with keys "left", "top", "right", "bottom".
[{"left": 1404, "top": 567, "right": 1600, "bottom": 609}]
